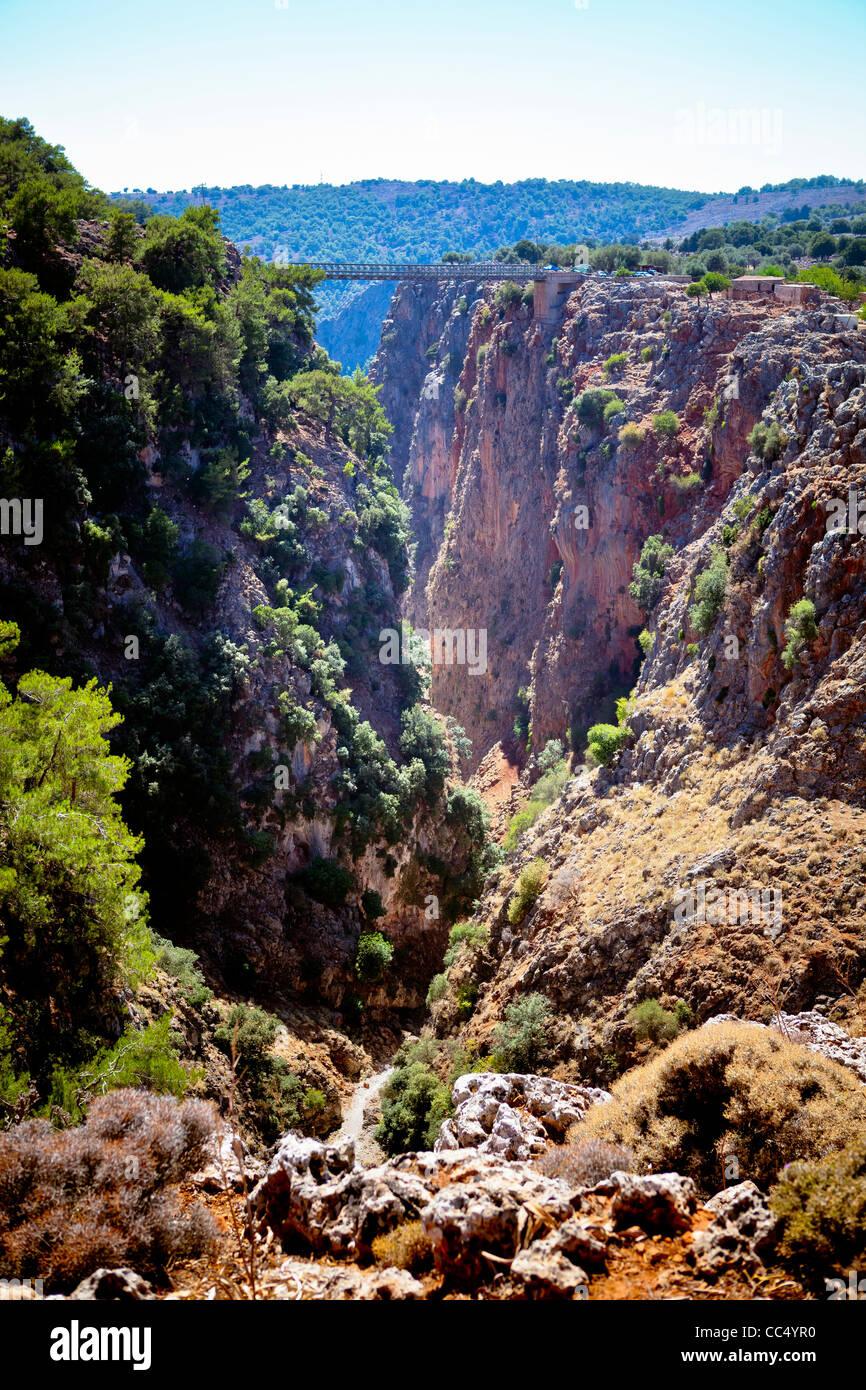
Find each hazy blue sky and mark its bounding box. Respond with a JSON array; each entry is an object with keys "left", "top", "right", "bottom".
[{"left": 2, "top": 0, "right": 864, "bottom": 192}]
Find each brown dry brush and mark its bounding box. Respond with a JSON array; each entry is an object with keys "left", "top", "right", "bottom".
[
  {"left": 0, "top": 1090, "right": 219, "bottom": 1293},
  {"left": 216, "top": 1024, "right": 262, "bottom": 1300}
]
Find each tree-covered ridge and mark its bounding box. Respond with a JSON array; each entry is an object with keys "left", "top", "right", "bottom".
[
  {"left": 0, "top": 116, "right": 496, "bottom": 1110},
  {"left": 118, "top": 174, "right": 866, "bottom": 266},
  {"left": 116, "top": 176, "right": 714, "bottom": 263}
]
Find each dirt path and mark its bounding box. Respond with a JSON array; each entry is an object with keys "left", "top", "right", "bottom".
[{"left": 332, "top": 1067, "right": 393, "bottom": 1164}]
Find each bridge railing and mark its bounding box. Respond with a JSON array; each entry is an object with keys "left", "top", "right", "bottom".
[{"left": 298, "top": 261, "right": 549, "bottom": 281}]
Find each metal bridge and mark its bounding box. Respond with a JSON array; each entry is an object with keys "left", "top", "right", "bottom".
[{"left": 303, "top": 261, "right": 545, "bottom": 281}]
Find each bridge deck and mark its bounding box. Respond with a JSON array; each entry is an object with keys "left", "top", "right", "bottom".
[{"left": 302, "top": 261, "right": 549, "bottom": 281}]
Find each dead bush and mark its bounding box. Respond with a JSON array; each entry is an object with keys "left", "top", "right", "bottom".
[
  {"left": 536, "top": 1137, "right": 636, "bottom": 1187},
  {"left": 570, "top": 1023, "right": 866, "bottom": 1195},
  {"left": 0, "top": 1089, "right": 219, "bottom": 1292},
  {"left": 370, "top": 1220, "right": 432, "bottom": 1273}
]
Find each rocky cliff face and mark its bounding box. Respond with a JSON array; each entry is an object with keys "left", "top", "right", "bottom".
[
  {"left": 371, "top": 277, "right": 488, "bottom": 623},
  {"left": 373, "top": 273, "right": 866, "bottom": 1075},
  {"left": 375, "top": 276, "right": 866, "bottom": 771}
]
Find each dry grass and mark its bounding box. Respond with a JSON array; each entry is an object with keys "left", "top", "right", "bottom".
[
  {"left": 572, "top": 1023, "right": 866, "bottom": 1195},
  {"left": 371, "top": 1220, "right": 432, "bottom": 1273},
  {"left": 536, "top": 1137, "right": 635, "bottom": 1187}
]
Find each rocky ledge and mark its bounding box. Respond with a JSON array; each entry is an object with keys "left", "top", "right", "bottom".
[{"left": 433, "top": 1071, "right": 612, "bottom": 1160}]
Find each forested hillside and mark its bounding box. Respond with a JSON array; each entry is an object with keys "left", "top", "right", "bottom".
[{"left": 0, "top": 116, "right": 494, "bottom": 1129}]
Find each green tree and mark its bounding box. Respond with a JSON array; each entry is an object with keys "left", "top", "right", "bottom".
[
  {"left": 0, "top": 670, "right": 151, "bottom": 1089},
  {"left": 689, "top": 546, "right": 728, "bottom": 634},
  {"left": 134, "top": 205, "right": 227, "bottom": 294},
  {"left": 75, "top": 259, "right": 161, "bottom": 383}
]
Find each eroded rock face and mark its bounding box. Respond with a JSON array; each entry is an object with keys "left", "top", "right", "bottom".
[
  {"left": 251, "top": 1133, "right": 582, "bottom": 1278},
  {"left": 434, "top": 1072, "right": 612, "bottom": 1160},
  {"left": 609, "top": 1172, "right": 698, "bottom": 1233},
  {"left": 419, "top": 1165, "right": 579, "bottom": 1285},
  {"left": 250, "top": 1130, "right": 788, "bottom": 1296},
  {"left": 68, "top": 1269, "right": 155, "bottom": 1301},
  {"left": 692, "top": 1180, "right": 780, "bottom": 1278}
]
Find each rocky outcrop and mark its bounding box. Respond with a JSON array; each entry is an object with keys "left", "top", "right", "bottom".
[
  {"left": 434, "top": 1071, "right": 611, "bottom": 1159},
  {"left": 248, "top": 1129, "right": 793, "bottom": 1299},
  {"left": 250, "top": 1133, "right": 582, "bottom": 1274},
  {"left": 607, "top": 1171, "right": 698, "bottom": 1233},
  {"left": 692, "top": 1180, "right": 780, "bottom": 1277}
]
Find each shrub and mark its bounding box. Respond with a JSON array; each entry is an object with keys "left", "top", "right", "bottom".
[
  {"left": 150, "top": 932, "right": 212, "bottom": 1008},
  {"left": 573, "top": 1022, "right": 866, "bottom": 1195},
  {"left": 214, "top": 1004, "right": 304, "bottom": 1141},
  {"left": 400, "top": 704, "right": 450, "bottom": 799},
  {"left": 537, "top": 737, "right": 565, "bottom": 773},
  {"left": 453, "top": 386, "right": 467, "bottom": 412},
  {"left": 493, "top": 993, "right": 551, "bottom": 1071},
  {"left": 586, "top": 722, "right": 627, "bottom": 767},
  {"left": 443, "top": 920, "right": 488, "bottom": 969},
  {"left": 629, "top": 533, "right": 673, "bottom": 613},
  {"left": 537, "top": 1137, "right": 635, "bottom": 1187},
  {"left": 303, "top": 1088, "right": 326, "bottom": 1115},
  {"left": 476, "top": 344, "right": 488, "bottom": 365},
  {"left": 361, "top": 889, "right": 385, "bottom": 921},
  {"left": 733, "top": 494, "right": 756, "bottom": 522},
  {"left": 426, "top": 973, "right": 448, "bottom": 1007},
  {"left": 294, "top": 855, "right": 354, "bottom": 908},
  {"left": 629, "top": 998, "right": 678, "bottom": 1045},
  {"left": 748, "top": 419, "right": 786, "bottom": 462},
  {"left": 672, "top": 471, "right": 701, "bottom": 492},
  {"left": 641, "top": 346, "right": 653, "bottom": 362},
  {"left": 689, "top": 546, "right": 728, "bottom": 635},
  {"left": 781, "top": 598, "right": 818, "bottom": 670},
  {"left": 770, "top": 1139, "right": 866, "bottom": 1280},
  {"left": 214, "top": 1003, "right": 279, "bottom": 1083},
  {"left": 618, "top": 422, "right": 645, "bottom": 450},
  {"left": 371, "top": 1220, "right": 432, "bottom": 1272},
  {"left": 652, "top": 410, "right": 680, "bottom": 438},
  {"left": 507, "top": 859, "right": 547, "bottom": 924},
  {"left": 376, "top": 1043, "right": 451, "bottom": 1153},
  {"left": 575, "top": 387, "right": 617, "bottom": 430},
  {"left": 47, "top": 1015, "right": 196, "bottom": 1120},
  {"left": 355, "top": 931, "right": 394, "bottom": 984},
  {"left": 638, "top": 628, "right": 653, "bottom": 655},
  {"left": 494, "top": 280, "right": 523, "bottom": 310},
  {"left": 556, "top": 376, "right": 575, "bottom": 402},
  {"left": 0, "top": 1091, "right": 218, "bottom": 1291},
  {"left": 796, "top": 265, "right": 860, "bottom": 302},
  {"left": 602, "top": 395, "right": 624, "bottom": 425},
  {"left": 603, "top": 352, "right": 627, "bottom": 378}
]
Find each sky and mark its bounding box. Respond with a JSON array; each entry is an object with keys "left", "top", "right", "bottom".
[{"left": 1, "top": 0, "right": 864, "bottom": 194}]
